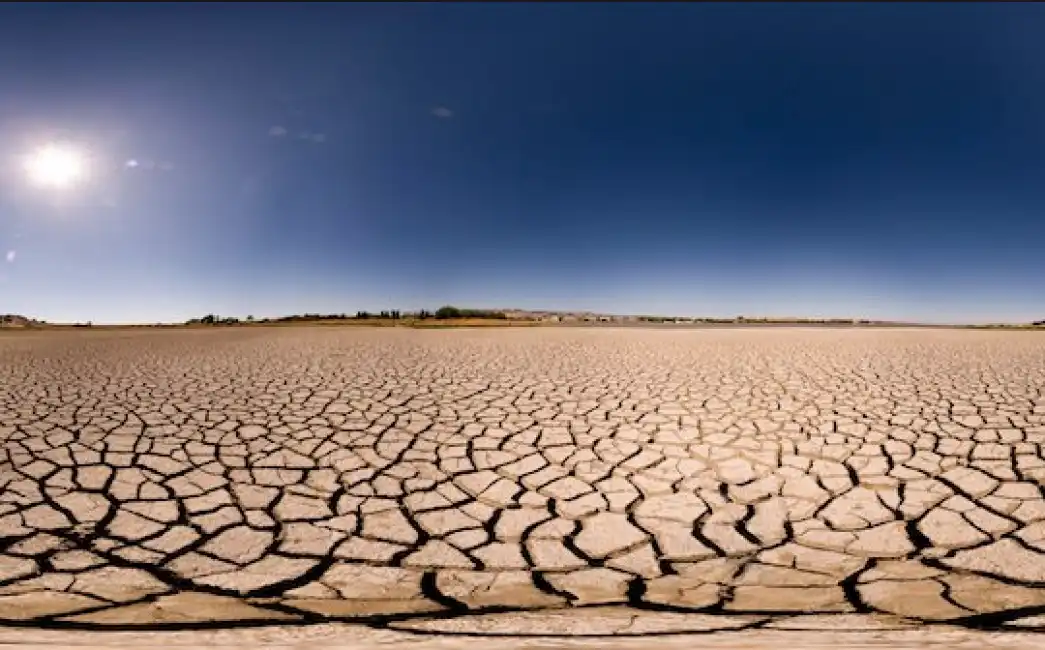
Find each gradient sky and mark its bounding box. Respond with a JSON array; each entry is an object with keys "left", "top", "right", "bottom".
[{"left": 1, "top": 3, "right": 1044, "bottom": 324}]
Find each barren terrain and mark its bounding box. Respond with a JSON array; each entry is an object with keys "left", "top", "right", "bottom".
[{"left": 2, "top": 326, "right": 1045, "bottom": 648}]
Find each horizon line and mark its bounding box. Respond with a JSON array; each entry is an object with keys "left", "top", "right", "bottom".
[{"left": 3, "top": 310, "right": 1044, "bottom": 329}]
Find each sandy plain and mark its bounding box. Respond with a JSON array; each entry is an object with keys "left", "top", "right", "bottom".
[{"left": 2, "top": 326, "right": 1045, "bottom": 648}]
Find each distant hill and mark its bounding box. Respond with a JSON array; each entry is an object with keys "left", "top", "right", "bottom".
[{"left": 0, "top": 314, "right": 44, "bottom": 328}]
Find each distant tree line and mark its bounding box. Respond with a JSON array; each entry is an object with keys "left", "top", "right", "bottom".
[
  {"left": 185, "top": 314, "right": 244, "bottom": 326},
  {"left": 272, "top": 313, "right": 346, "bottom": 322},
  {"left": 355, "top": 310, "right": 402, "bottom": 320},
  {"left": 184, "top": 305, "right": 507, "bottom": 326},
  {"left": 433, "top": 306, "right": 507, "bottom": 320}
]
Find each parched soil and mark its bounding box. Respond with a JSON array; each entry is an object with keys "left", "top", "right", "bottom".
[{"left": 2, "top": 327, "right": 1045, "bottom": 647}]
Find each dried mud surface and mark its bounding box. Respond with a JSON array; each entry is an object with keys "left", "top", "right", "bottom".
[{"left": 2, "top": 327, "right": 1045, "bottom": 647}]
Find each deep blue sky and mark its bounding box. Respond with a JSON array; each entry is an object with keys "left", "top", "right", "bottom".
[{"left": 1, "top": 3, "right": 1044, "bottom": 324}]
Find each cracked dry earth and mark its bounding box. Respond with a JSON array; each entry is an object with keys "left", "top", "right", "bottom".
[{"left": 2, "top": 327, "right": 1045, "bottom": 648}]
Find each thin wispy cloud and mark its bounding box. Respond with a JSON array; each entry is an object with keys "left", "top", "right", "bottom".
[
  {"left": 125, "top": 159, "right": 173, "bottom": 171},
  {"left": 431, "top": 106, "right": 454, "bottom": 119},
  {"left": 271, "top": 125, "right": 325, "bottom": 143},
  {"left": 5, "top": 250, "right": 15, "bottom": 263}
]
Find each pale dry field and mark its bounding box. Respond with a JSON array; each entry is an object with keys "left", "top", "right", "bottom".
[{"left": 2, "top": 326, "right": 1045, "bottom": 649}]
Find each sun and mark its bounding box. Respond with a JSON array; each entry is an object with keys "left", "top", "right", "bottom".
[{"left": 23, "top": 144, "right": 88, "bottom": 190}]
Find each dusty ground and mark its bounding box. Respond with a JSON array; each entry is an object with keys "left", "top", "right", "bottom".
[{"left": 2, "top": 326, "right": 1045, "bottom": 648}]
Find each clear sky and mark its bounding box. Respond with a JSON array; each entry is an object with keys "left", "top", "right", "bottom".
[{"left": 1, "top": 3, "right": 1044, "bottom": 324}]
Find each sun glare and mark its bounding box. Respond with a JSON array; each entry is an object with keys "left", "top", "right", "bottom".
[{"left": 23, "top": 144, "right": 88, "bottom": 190}]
